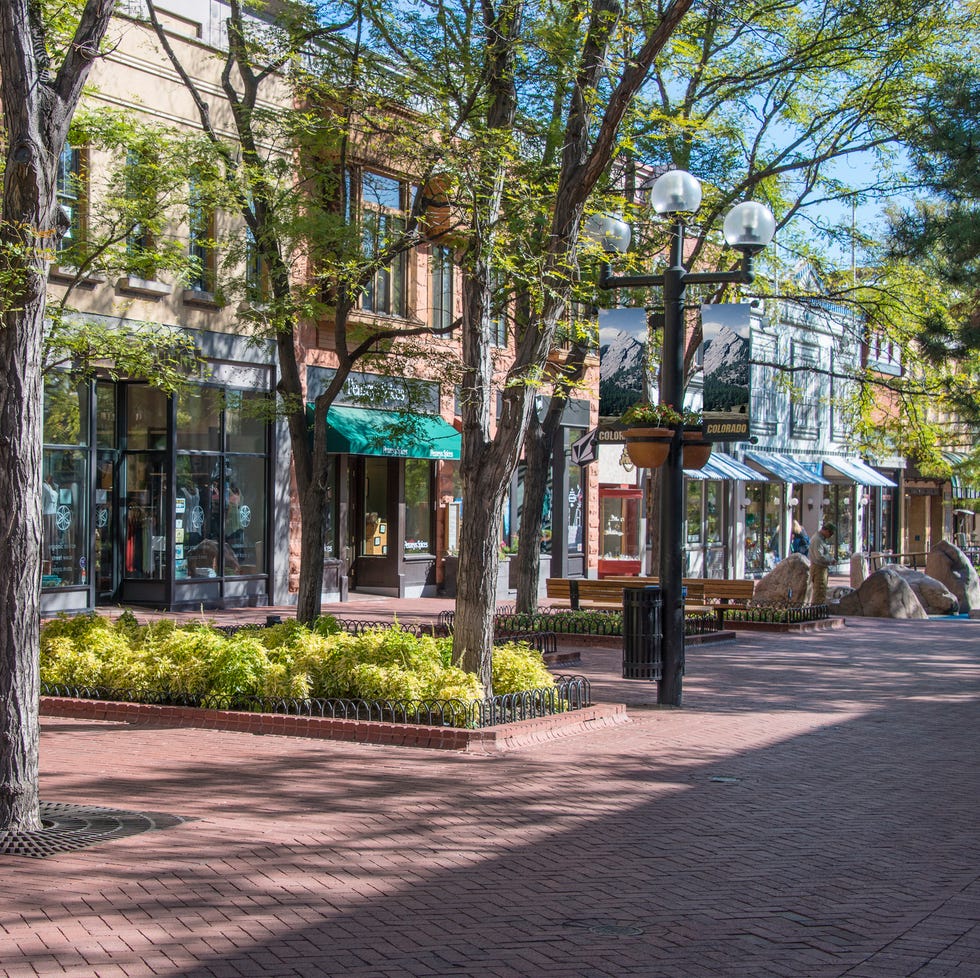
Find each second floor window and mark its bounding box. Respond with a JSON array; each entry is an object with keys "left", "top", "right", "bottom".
[
  {"left": 430, "top": 244, "right": 454, "bottom": 334},
  {"left": 125, "top": 151, "right": 155, "bottom": 276},
  {"left": 188, "top": 179, "right": 216, "bottom": 293},
  {"left": 56, "top": 143, "right": 84, "bottom": 256},
  {"left": 245, "top": 227, "right": 268, "bottom": 302},
  {"left": 361, "top": 170, "right": 407, "bottom": 317}
]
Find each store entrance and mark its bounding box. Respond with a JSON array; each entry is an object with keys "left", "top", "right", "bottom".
[{"left": 95, "top": 449, "right": 119, "bottom": 603}]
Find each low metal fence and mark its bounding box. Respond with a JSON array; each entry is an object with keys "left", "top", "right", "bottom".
[
  {"left": 727, "top": 604, "right": 830, "bottom": 624},
  {"left": 40, "top": 675, "right": 592, "bottom": 730}
]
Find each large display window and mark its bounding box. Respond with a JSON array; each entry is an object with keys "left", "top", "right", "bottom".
[
  {"left": 363, "top": 456, "right": 389, "bottom": 555},
  {"left": 42, "top": 374, "right": 273, "bottom": 611},
  {"left": 175, "top": 387, "right": 269, "bottom": 580},
  {"left": 404, "top": 459, "right": 434, "bottom": 556},
  {"left": 598, "top": 488, "right": 641, "bottom": 577},
  {"left": 42, "top": 376, "right": 90, "bottom": 589},
  {"left": 744, "top": 482, "right": 782, "bottom": 574}
]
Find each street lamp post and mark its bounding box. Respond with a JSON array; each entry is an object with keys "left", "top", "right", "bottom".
[{"left": 593, "top": 170, "right": 775, "bottom": 706}]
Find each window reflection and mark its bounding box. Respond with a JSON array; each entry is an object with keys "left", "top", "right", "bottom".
[
  {"left": 42, "top": 450, "right": 88, "bottom": 587},
  {"left": 125, "top": 453, "right": 167, "bottom": 580},
  {"left": 363, "top": 457, "right": 389, "bottom": 555},
  {"left": 405, "top": 459, "right": 432, "bottom": 555}
]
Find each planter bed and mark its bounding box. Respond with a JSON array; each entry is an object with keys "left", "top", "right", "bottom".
[{"left": 40, "top": 695, "right": 629, "bottom": 753}]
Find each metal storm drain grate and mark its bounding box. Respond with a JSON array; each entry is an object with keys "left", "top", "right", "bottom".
[{"left": 0, "top": 801, "right": 189, "bottom": 859}]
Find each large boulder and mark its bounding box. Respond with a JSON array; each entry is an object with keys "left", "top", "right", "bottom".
[
  {"left": 834, "top": 587, "right": 863, "bottom": 615},
  {"left": 925, "top": 541, "right": 980, "bottom": 613},
  {"left": 888, "top": 566, "right": 959, "bottom": 615},
  {"left": 830, "top": 566, "right": 929, "bottom": 619},
  {"left": 753, "top": 553, "right": 811, "bottom": 607}
]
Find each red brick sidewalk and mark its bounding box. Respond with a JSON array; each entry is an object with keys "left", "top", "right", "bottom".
[{"left": 4, "top": 615, "right": 979, "bottom": 977}]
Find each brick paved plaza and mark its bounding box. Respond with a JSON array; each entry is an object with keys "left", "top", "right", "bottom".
[{"left": 2, "top": 613, "right": 978, "bottom": 977}]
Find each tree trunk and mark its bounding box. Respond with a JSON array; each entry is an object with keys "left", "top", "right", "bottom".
[
  {"left": 0, "top": 282, "right": 45, "bottom": 834},
  {"left": 514, "top": 412, "right": 551, "bottom": 614},
  {"left": 0, "top": 0, "right": 116, "bottom": 832},
  {"left": 515, "top": 349, "right": 589, "bottom": 613}
]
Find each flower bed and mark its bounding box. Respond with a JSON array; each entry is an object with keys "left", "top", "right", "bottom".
[{"left": 40, "top": 612, "right": 578, "bottom": 728}]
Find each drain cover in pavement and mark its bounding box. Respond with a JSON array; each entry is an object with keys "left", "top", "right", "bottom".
[{"left": 0, "top": 801, "right": 189, "bottom": 859}]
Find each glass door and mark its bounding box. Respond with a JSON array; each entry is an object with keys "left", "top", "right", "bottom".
[{"left": 95, "top": 450, "right": 118, "bottom": 601}]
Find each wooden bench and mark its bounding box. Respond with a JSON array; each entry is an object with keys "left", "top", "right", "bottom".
[{"left": 545, "top": 576, "right": 754, "bottom": 626}]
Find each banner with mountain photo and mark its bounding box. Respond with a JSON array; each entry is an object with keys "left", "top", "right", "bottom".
[
  {"left": 598, "top": 307, "right": 652, "bottom": 418},
  {"left": 701, "top": 303, "right": 752, "bottom": 440}
]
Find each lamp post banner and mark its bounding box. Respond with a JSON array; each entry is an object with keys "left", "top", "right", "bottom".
[
  {"left": 598, "top": 307, "right": 649, "bottom": 417},
  {"left": 701, "top": 302, "right": 752, "bottom": 440}
]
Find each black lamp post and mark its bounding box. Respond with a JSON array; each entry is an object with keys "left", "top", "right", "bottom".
[{"left": 592, "top": 170, "right": 775, "bottom": 706}]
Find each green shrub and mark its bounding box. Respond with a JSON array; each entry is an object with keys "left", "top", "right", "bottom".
[
  {"left": 39, "top": 614, "right": 551, "bottom": 709},
  {"left": 491, "top": 642, "right": 555, "bottom": 694}
]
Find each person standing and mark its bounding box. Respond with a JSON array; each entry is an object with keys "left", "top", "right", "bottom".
[
  {"left": 808, "top": 522, "right": 836, "bottom": 605},
  {"left": 790, "top": 520, "right": 810, "bottom": 556}
]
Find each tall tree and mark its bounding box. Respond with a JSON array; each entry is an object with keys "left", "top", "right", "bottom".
[
  {"left": 512, "top": 0, "right": 968, "bottom": 610},
  {"left": 141, "top": 0, "right": 459, "bottom": 623},
  {"left": 0, "top": 0, "right": 116, "bottom": 833},
  {"left": 363, "top": 0, "right": 695, "bottom": 687},
  {"left": 887, "top": 66, "right": 980, "bottom": 358}
]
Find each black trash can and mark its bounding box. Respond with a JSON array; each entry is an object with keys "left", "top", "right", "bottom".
[{"left": 622, "top": 585, "right": 662, "bottom": 680}]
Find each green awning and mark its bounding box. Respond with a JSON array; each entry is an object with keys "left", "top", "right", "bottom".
[{"left": 325, "top": 405, "right": 461, "bottom": 460}]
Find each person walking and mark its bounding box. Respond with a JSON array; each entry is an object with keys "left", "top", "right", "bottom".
[{"left": 808, "top": 522, "right": 836, "bottom": 605}]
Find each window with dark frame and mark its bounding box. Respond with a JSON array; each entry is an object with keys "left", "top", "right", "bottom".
[
  {"left": 56, "top": 142, "right": 84, "bottom": 256},
  {"left": 360, "top": 170, "right": 408, "bottom": 317},
  {"left": 188, "top": 178, "right": 216, "bottom": 293},
  {"left": 430, "top": 243, "right": 454, "bottom": 334}
]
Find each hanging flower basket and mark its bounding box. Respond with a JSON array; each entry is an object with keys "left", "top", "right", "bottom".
[
  {"left": 681, "top": 425, "right": 713, "bottom": 470},
  {"left": 624, "top": 426, "right": 674, "bottom": 468}
]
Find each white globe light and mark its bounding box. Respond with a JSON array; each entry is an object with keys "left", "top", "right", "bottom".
[
  {"left": 649, "top": 170, "right": 702, "bottom": 215},
  {"left": 723, "top": 201, "right": 776, "bottom": 254},
  {"left": 584, "top": 213, "right": 632, "bottom": 254}
]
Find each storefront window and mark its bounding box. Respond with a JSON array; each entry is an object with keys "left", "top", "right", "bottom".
[
  {"left": 44, "top": 373, "right": 89, "bottom": 446},
  {"left": 175, "top": 453, "right": 217, "bottom": 580},
  {"left": 405, "top": 459, "right": 433, "bottom": 556},
  {"left": 686, "top": 482, "right": 703, "bottom": 545},
  {"left": 225, "top": 455, "right": 266, "bottom": 574},
  {"left": 125, "top": 453, "right": 167, "bottom": 579},
  {"left": 177, "top": 388, "right": 222, "bottom": 452},
  {"left": 567, "top": 462, "right": 584, "bottom": 554},
  {"left": 96, "top": 381, "right": 116, "bottom": 448},
  {"left": 601, "top": 494, "right": 640, "bottom": 560},
  {"left": 127, "top": 386, "right": 167, "bottom": 450},
  {"left": 324, "top": 457, "right": 338, "bottom": 559},
  {"left": 705, "top": 482, "right": 722, "bottom": 544},
  {"left": 42, "top": 449, "right": 88, "bottom": 588},
  {"left": 225, "top": 390, "right": 268, "bottom": 454},
  {"left": 825, "top": 484, "right": 854, "bottom": 562},
  {"left": 363, "top": 457, "right": 389, "bottom": 555},
  {"left": 744, "top": 482, "right": 782, "bottom": 573}
]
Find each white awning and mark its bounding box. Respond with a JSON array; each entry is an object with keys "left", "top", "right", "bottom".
[
  {"left": 744, "top": 451, "right": 829, "bottom": 484},
  {"left": 822, "top": 456, "right": 897, "bottom": 487},
  {"left": 684, "top": 453, "right": 768, "bottom": 481}
]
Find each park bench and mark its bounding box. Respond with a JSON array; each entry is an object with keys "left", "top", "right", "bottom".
[{"left": 545, "top": 576, "right": 754, "bottom": 627}]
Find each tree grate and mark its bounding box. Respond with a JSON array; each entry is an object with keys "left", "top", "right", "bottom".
[{"left": 0, "top": 801, "right": 189, "bottom": 859}]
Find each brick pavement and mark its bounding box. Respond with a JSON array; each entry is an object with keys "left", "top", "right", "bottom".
[{"left": 2, "top": 614, "right": 978, "bottom": 977}]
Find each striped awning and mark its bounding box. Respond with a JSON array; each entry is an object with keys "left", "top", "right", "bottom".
[
  {"left": 821, "top": 456, "right": 897, "bottom": 487},
  {"left": 743, "top": 451, "right": 830, "bottom": 485},
  {"left": 942, "top": 452, "right": 980, "bottom": 500},
  {"left": 684, "top": 453, "right": 767, "bottom": 481}
]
